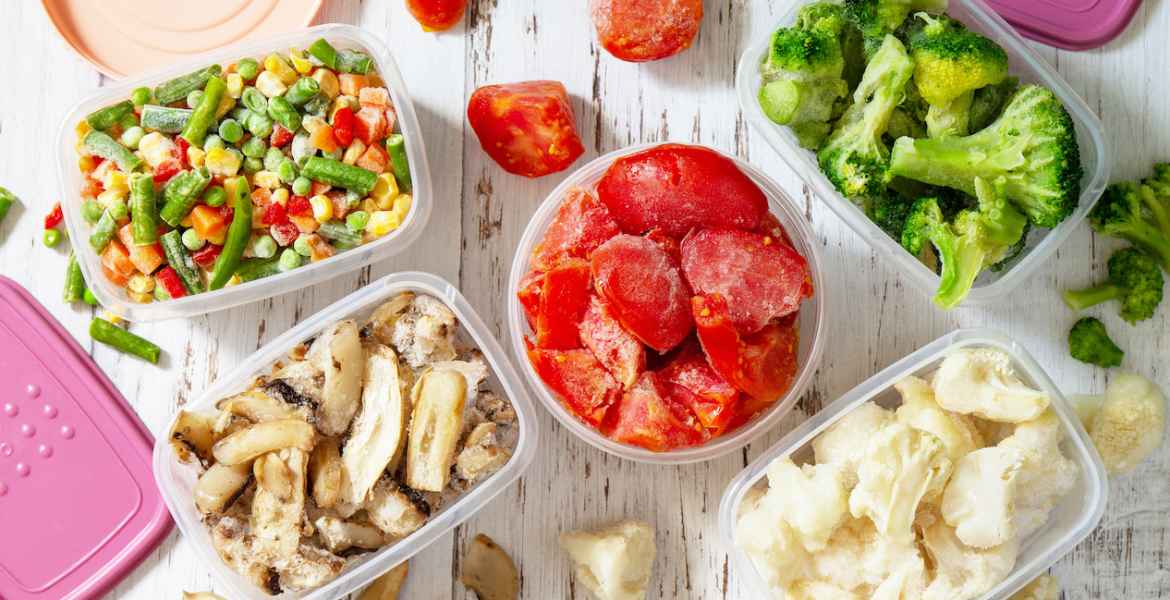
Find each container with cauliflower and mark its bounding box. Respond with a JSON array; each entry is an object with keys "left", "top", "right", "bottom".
[
  {"left": 719, "top": 330, "right": 1107, "bottom": 600},
  {"left": 152, "top": 273, "right": 537, "bottom": 600}
]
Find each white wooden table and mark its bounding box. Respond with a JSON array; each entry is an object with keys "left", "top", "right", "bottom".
[{"left": 1, "top": 1, "right": 1167, "bottom": 598}]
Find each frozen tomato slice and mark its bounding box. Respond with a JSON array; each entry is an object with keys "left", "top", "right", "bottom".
[
  {"left": 467, "top": 80, "right": 585, "bottom": 178},
  {"left": 680, "top": 227, "right": 812, "bottom": 334},
  {"left": 592, "top": 234, "right": 693, "bottom": 353},
  {"left": 535, "top": 259, "right": 592, "bottom": 349},
  {"left": 644, "top": 228, "right": 681, "bottom": 265},
  {"left": 406, "top": 0, "right": 467, "bottom": 31},
  {"left": 580, "top": 295, "right": 645, "bottom": 388},
  {"left": 596, "top": 144, "right": 768, "bottom": 237},
  {"left": 589, "top": 0, "right": 703, "bottom": 62},
  {"left": 604, "top": 372, "right": 704, "bottom": 451},
  {"left": 661, "top": 342, "right": 740, "bottom": 434},
  {"left": 529, "top": 347, "right": 620, "bottom": 426},
  {"left": 517, "top": 269, "right": 544, "bottom": 329},
  {"left": 532, "top": 188, "right": 620, "bottom": 271},
  {"left": 693, "top": 295, "right": 799, "bottom": 407}
]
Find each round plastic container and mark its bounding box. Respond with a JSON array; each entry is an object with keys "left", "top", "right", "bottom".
[
  {"left": 507, "top": 144, "right": 827, "bottom": 465},
  {"left": 56, "top": 24, "right": 433, "bottom": 322},
  {"left": 718, "top": 329, "right": 1109, "bottom": 600},
  {"left": 152, "top": 272, "right": 539, "bottom": 600},
  {"left": 737, "top": 0, "right": 1110, "bottom": 306}
]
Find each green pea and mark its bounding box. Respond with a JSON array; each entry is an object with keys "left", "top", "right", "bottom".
[
  {"left": 242, "top": 136, "right": 268, "bottom": 158},
  {"left": 186, "top": 89, "right": 204, "bottom": 109},
  {"left": 231, "top": 106, "right": 251, "bottom": 122},
  {"left": 251, "top": 234, "right": 277, "bottom": 259},
  {"left": 218, "top": 119, "right": 244, "bottom": 144},
  {"left": 107, "top": 198, "right": 129, "bottom": 221},
  {"left": 292, "top": 176, "right": 311, "bottom": 196},
  {"left": 278, "top": 159, "right": 298, "bottom": 184},
  {"left": 278, "top": 248, "right": 302, "bottom": 271},
  {"left": 345, "top": 211, "right": 369, "bottom": 232},
  {"left": 242, "top": 87, "right": 268, "bottom": 114},
  {"left": 244, "top": 157, "right": 263, "bottom": 174},
  {"left": 43, "top": 229, "right": 63, "bottom": 247},
  {"left": 181, "top": 227, "right": 206, "bottom": 251},
  {"left": 264, "top": 146, "right": 286, "bottom": 172},
  {"left": 203, "top": 186, "right": 227, "bottom": 207},
  {"left": 131, "top": 86, "right": 152, "bottom": 107},
  {"left": 293, "top": 234, "right": 313, "bottom": 257},
  {"left": 244, "top": 111, "right": 273, "bottom": 138},
  {"left": 120, "top": 126, "right": 145, "bottom": 149},
  {"left": 81, "top": 199, "right": 104, "bottom": 223},
  {"left": 237, "top": 58, "right": 260, "bottom": 81}
]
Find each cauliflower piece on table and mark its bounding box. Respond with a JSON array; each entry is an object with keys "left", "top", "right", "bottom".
[
  {"left": 762, "top": 457, "right": 849, "bottom": 552},
  {"left": 1087, "top": 373, "right": 1166, "bottom": 474},
  {"left": 941, "top": 446, "right": 1025, "bottom": 548},
  {"left": 895, "top": 375, "right": 984, "bottom": 462},
  {"left": 560, "top": 520, "right": 656, "bottom": 600},
  {"left": 933, "top": 349, "right": 1049, "bottom": 423},
  {"left": 997, "top": 410, "right": 1079, "bottom": 539},
  {"left": 813, "top": 402, "right": 895, "bottom": 489},
  {"left": 849, "top": 422, "right": 952, "bottom": 544}
]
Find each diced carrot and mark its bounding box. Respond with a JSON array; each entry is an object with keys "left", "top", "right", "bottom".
[
  {"left": 355, "top": 144, "right": 389, "bottom": 174},
  {"left": 339, "top": 73, "right": 369, "bottom": 96},
  {"left": 102, "top": 264, "right": 128, "bottom": 286},
  {"left": 116, "top": 224, "right": 165, "bottom": 274},
  {"left": 191, "top": 204, "right": 229, "bottom": 245},
  {"left": 358, "top": 87, "right": 391, "bottom": 108},
  {"left": 251, "top": 187, "right": 272, "bottom": 206},
  {"left": 290, "top": 213, "right": 319, "bottom": 233},
  {"left": 310, "top": 123, "right": 340, "bottom": 153},
  {"left": 310, "top": 181, "right": 332, "bottom": 196},
  {"left": 101, "top": 239, "right": 136, "bottom": 285},
  {"left": 328, "top": 191, "right": 351, "bottom": 220},
  {"left": 354, "top": 107, "right": 388, "bottom": 145}
]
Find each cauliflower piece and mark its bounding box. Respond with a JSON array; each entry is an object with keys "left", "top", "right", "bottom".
[
  {"left": 137, "top": 132, "right": 178, "bottom": 168},
  {"left": 933, "top": 349, "right": 1049, "bottom": 423},
  {"left": 1008, "top": 574, "right": 1059, "bottom": 600},
  {"left": 1087, "top": 373, "right": 1166, "bottom": 474},
  {"left": 918, "top": 510, "right": 1018, "bottom": 600},
  {"left": 736, "top": 488, "right": 811, "bottom": 592},
  {"left": 998, "top": 410, "right": 1079, "bottom": 539},
  {"left": 762, "top": 457, "right": 848, "bottom": 552},
  {"left": 895, "top": 376, "right": 984, "bottom": 462},
  {"left": 940, "top": 446, "right": 1025, "bottom": 548},
  {"left": 392, "top": 295, "right": 458, "bottom": 368},
  {"left": 813, "top": 402, "right": 895, "bottom": 489},
  {"left": 787, "top": 580, "right": 866, "bottom": 600},
  {"left": 871, "top": 552, "right": 927, "bottom": 600},
  {"left": 559, "top": 520, "right": 656, "bottom": 600},
  {"left": 849, "top": 422, "right": 951, "bottom": 544}
]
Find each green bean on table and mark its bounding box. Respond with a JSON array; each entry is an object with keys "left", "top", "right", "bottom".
[
  {"left": 89, "top": 317, "right": 161, "bottom": 363},
  {"left": 63, "top": 253, "right": 85, "bottom": 303}
]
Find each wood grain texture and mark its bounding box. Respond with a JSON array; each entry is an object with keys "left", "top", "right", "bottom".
[{"left": 0, "top": 1, "right": 1167, "bottom": 598}]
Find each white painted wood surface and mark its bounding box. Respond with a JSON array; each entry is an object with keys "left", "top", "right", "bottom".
[{"left": 1, "top": 1, "right": 1167, "bottom": 598}]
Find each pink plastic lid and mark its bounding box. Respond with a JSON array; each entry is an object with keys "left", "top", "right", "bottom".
[
  {"left": 986, "top": 0, "right": 1142, "bottom": 50},
  {"left": 0, "top": 276, "right": 171, "bottom": 600}
]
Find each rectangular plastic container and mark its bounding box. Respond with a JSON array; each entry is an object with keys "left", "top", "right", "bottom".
[
  {"left": 737, "top": 0, "right": 1110, "bottom": 305},
  {"left": 56, "top": 24, "right": 433, "bottom": 322},
  {"left": 718, "top": 329, "right": 1109, "bottom": 600},
  {"left": 151, "top": 272, "right": 538, "bottom": 600}
]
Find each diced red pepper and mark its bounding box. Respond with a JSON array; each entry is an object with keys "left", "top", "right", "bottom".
[
  {"left": 156, "top": 266, "right": 188, "bottom": 298},
  {"left": 288, "top": 195, "right": 312, "bottom": 216},
  {"left": 332, "top": 107, "right": 356, "bottom": 147},
  {"left": 191, "top": 243, "right": 223, "bottom": 268},
  {"left": 271, "top": 124, "right": 294, "bottom": 148},
  {"left": 153, "top": 159, "right": 181, "bottom": 184},
  {"left": 270, "top": 222, "right": 300, "bottom": 247},
  {"left": 262, "top": 201, "right": 289, "bottom": 226},
  {"left": 44, "top": 203, "right": 63, "bottom": 229},
  {"left": 175, "top": 137, "right": 191, "bottom": 167}
]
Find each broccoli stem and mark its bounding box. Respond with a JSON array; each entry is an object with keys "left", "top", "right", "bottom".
[
  {"left": 888, "top": 133, "right": 1023, "bottom": 198},
  {"left": 1139, "top": 185, "right": 1170, "bottom": 238},
  {"left": 1111, "top": 220, "right": 1170, "bottom": 273},
  {"left": 1063, "top": 283, "right": 1124, "bottom": 311}
]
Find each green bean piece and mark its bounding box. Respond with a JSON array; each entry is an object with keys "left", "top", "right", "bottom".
[
  {"left": 154, "top": 64, "right": 223, "bottom": 105},
  {"left": 83, "top": 130, "right": 142, "bottom": 172},
  {"left": 317, "top": 220, "right": 361, "bottom": 248},
  {"left": 236, "top": 58, "right": 260, "bottom": 81},
  {"left": 218, "top": 118, "right": 244, "bottom": 144},
  {"left": 266, "top": 96, "right": 301, "bottom": 132},
  {"left": 43, "top": 229, "right": 62, "bottom": 248},
  {"left": 209, "top": 177, "right": 253, "bottom": 290},
  {"left": 160, "top": 230, "right": 204, "bottom": 294},
  {"left": 186, "top": 89, "right": 204, "bottom": 110},
  {"left": 159, "top": 168, "right": 212, "bottom": 227},
  {"left": 83, "top": 288, "right": 99, "bottom": 305},
  {"left": 302, "top": 156, "right": 377, "bottom": 196},
  {"left": 203, "top": 185, "right": 227, "bottom": 208},
  {"left": 89, "top": 210, "right": 118, "bottom": 252},
  {"left": 284, "top": 77, "right": 320, "bottom": 106},
  {"left": 118, "top": 111, "right": 138, "bottom": 129},
  {"left": 81, "top": 199, "right": 103, "bottom": 223},
  {"left": 242, "top": 87, "right": 268, "bottom": 114},
  {"left": 139, "top": 105, "right": 192, "bottom": 133},
  {"left": 236, "top": 256, "right": 281, "bottom": 282},
  {"left": 308, "top": 39, "right": 339, "bottom": 69},
  {"left": 337, "top": 49, "right": 373, "bottom": 75},
  {"left": 0, "top": 187, "right": 15, "bottom": 232},
  {"left": 345, "top": 210, "right": 369, "bottom": 232},
  {"left": 64, "top": 253, "right": 85, "bottom": 303},
  {"left": 90, "top": 318, "right": 161, "bottom": 363},
  {"left": 302, "top": 94, "right": 330, "bottom": 117},
  {"left": 243, "top": 110, "right": 274, "bottom": 138},
  {"left": 386, "top": 134, "right": 412, "bottom": 193},
  {"left": 180, "top": 76, "right": 226, "bottom": 146},
  {"left": 107, "top": 198, "right": 129, "bottom": 222},
  {"left": 153, "top": 284, "right": 171, "bottom": 301},
  {"left": 86, "top": 100, "right": 134, "bottom": 131},
  {"left": 129, "top": 173, "right": 158, "bottom": 245},
  {"left": 131, "top": 87, "right": 152, "bottom": 106}
]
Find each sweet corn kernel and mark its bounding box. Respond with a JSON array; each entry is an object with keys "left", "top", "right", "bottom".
[
  {"left": 264, "top": 53, "right": 298, "bottom": 85},
  {"left": 205, "top": 147, "right": 243, "bottom": 177},
  {"left": 101, "top": 311, "right": 124, "bottom": 325},
  {"left": 360, "top": 198, "right": 380, "bottom": 214},
  {"left": 255, "top": 71, "right": 288, "bottom": 98},
  {"left": 138, "top": 132, "right": 177, "bottom": 168},
  {"left": 370, "top": 173, "right": 399, "bottom": 209},
  {"left": 214, "top": 93, "right": 236, "bottom": 119},
  {"left": 102, "top": 170, "right": 129, "bottom": 194},
  {"left": 79, "top": 155, "right": 96, "bottom": 172},
  {"left": 312, "top": 68, "right": 340, "bottom": 99},
  {"left": 366, "top": 210, "right": 400, "bottom": 237},
  {"left": 187, "top": 146, "right": 206, "bottom": 168},
  {"left": 227, "top": 274, "right": 243, "bottom": 287},
  {"left": 271, "top": 188, "right": 290, "bottom": 206},
  {"left": 253, "top": 170, "right": 282, "bottom": 189},
  {"left": 342, "top": 140, "right": 367, "bottom": 165},
  {"left": 127, "top": 274, "right": 155, "bottom": 294},
  {"left": 310, "top": 194, "right": 333, "bottom": 223},
  {"left": 302, "top": 115, "right": 327, "bottom": 135},
  {"left": 129, "top": 291, "right": 154, "bottom": 304},
  {"left": 391, "top": 193, "right": 412, "bottom": 218},
  {"left": 75, "top": 120, "right": 92, "bottom": 140},
  {"left": 288, "top": 48, "right": 312, "bottom": 74},
  {"left": 226, "top": 73, "right": 244, "bottom": 98},
  {"left": 97, "top": 189, "right": 128, "bottom": 208}
]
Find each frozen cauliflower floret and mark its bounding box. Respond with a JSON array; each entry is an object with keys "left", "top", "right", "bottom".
[
  {"left": 1087, "top": 373, "right": 1166, "bottom": 474},
  {"left": 933, "top": 349, "right": 1049, "bottom": 423},
  {"left": 941, "top": 446, "right": 1025, "bottom": 548},
  {"left": 787, "top": 580, "right": 866, "bottom": 600},
  {"left": 813, "top": 402, "right": 895, "bottom": 489},
  {"left": 895, "top": 376, "right": 984, "bottom": 462},
  {"left": 998, "top": 410, "right": 1079, "bottom": 539},
  {"left": 560, "top": 520, "right": 656, "bottom": 600},
  {"left": 871, "top": 552, "right": 927, "bottom": 600},
  {"left": 1009, "top": 574, "right": 1060, "bottom": 600},
  {"left": 763, "top": 457, "right": 848, "bottom": 552},
  {"left": 918, "top": 510, "right": 1018, "bottom": 600},
  {"left": 736, "top": 489, "right": 811, "bottom": 592},
  {"left": 849, "top": 422, "right": 951, "bottom": 544},
  {"left": 392, "top": 295, "right": 458, "bottom": 368}
]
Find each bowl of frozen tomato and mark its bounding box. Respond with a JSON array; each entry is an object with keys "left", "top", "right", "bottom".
[{"left": 508, "top": 143, "right": 826, "bottom": 463}]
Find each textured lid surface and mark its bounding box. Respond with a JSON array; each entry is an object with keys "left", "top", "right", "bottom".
[
  {"left": 0, "top": 276, "right": 171, "bottom": 599},
  {"left": 987, "top": 0, "right": 1142, "bottom": 50}
]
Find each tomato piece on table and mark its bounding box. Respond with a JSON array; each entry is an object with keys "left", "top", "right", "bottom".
[
  {"left": 680, "top": 227, "right": 812, "bottom": 334},
  {"left": 596, "top": 144, "right": 769, "bottom": 237},
  {"left": 692, "top": 294, "right": 799, "bottom": 408},
  {"left": 579, "top": 295, "right": 645, "bottom": 389},
  {"left": 529, "top": 347, "right": 620, "bottom": 426},
  {"left": 531, "top": 188, "right": 620, "bottom": 271},
  {"left": 467, "top": 80, "right": 585, "bottom": 178},
  {"left": 517, "top": 269, "right": 544, "bottom": 329},
  {"left": 660, "top": 342, "right": 740, "bottom": 434},
  {"left": 406, "top": 0, "right": 467, "bottom": 31},
  {"left": 604, "top": 372, "right": 704, "bottom": 451},
  {"left": 589, "top": 0, "right": 703, "bottom": 62},
  {"left": 44, "top": 203, "right": 63, "bottom": 229},
  {"left": 591, "top": 234, "right": 693, "bottom": 353},
  {"left": 535, "top": 259, "right": 592, "bottom": 350}
]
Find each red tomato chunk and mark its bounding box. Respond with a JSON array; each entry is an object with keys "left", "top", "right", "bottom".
[
  {"left": 579, "top": 295, "right": 645, "bottom": 389},
  {"left": 529, "top": 347, "right": 620, "bottom": 426},
  {"left": 660, "top": 342, "right": 740, "bottom": 435},
  {"left": 591, "top": 234, "right": 693, "bottom": 353},
  {"left": 590, "top": 0, "right": 703, "bottom": 62},
  {"left": 406, "top": 0, "right": 467, "bottom": 31},
  {"left": 604, "top": 372, "right": 703, "bottom": 451},
  {"left": 467, "top": 81, "right": 585, "bottom": 178},
  {"left": 535, "top": 259, "right": 592, "bottom": 350},
  {"left": 693, "top": 295, "right": 799, "bottom": 409},
  {"left": 531, "top": 188, "right": 620, "bottom": 271}
]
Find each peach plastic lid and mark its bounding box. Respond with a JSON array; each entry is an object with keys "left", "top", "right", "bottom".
[{"left": 42, "top": 0, "right": 323, "bottom": 78}]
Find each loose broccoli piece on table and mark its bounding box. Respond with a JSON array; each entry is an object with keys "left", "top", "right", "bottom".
[
  {"left": 1091, "top": 181, "right": 1170, "bottom": 272},
  {"left": 969, "top": 76, "right": 1019, "bottom": 132},
  {"left": 844, "top": 0, "right": 948, "bottom": 54},
  {"left": 1064, "top": 248, "right": 1165, "bottom": 323},
  {"left": 1140, "top": 164, "right": 1170, "bottom": 235},
  {"left": 818, "top": 35, "right": 915, "bottom": 199},
  {"left": 889, "top": 84, "right": 1083, "bottom": 228},
  {"left": 1069, "top": 317, "right": 1124, "bottom": 368}
]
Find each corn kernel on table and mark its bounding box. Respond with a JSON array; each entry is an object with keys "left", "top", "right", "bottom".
[{"left": 1, "top": 1, "right": 1168, "bottom": 598}]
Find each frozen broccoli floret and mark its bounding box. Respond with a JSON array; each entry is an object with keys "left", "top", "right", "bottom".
[
  {"left": 867, "top": 192, "right": 917, "bottom": 239},
  {"left": 817, "top": 35, "right": 914, "bottom": 199},
  {"left": 889, "top": 84, "right": 1083, "bottom": 228},
  {"left": 844, "top": 0, "right": 948, "bottom": 54},
  {"left": 1091, "top": 181, "right": 1170, "bottom": 272},
  {"left": 1064, "top": 248, "right": 1165, "bottom": 323},
  {"left": 1068, "top": 317, "right": 1124, "bottom": 368},
  {"left": 969, "top": 76, "right": 1019, "bottom": 132}
]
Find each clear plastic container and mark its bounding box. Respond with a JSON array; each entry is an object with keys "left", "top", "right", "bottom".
[
  {"left": 718, "top": 329, "right": 1109, "bottom": 600},
  {"left": 56, "top": 24, "right": 433, "bottom": 322},
  {"left": 736, "top": 0, "right": 1110, "bottom": 305},
  {"left": 151, "top": 272, "right": 539, "bottom": 600},
  {"left": 506, "top": 144, "right": 827, "bottom": 465}
]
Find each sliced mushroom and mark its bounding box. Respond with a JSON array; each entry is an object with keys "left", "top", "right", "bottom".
[
  {"left": 365, "top": 478, "right": 429, "bottom": 537},
  {"left": 460, "top": 534, "right": 519, "bottom": 600},
  {"left": 195, "top": 461, "right": 253, "bottom": 515},
  {"left": 406, "top": 369, "right": 467, "bottom": 492},
  {"left": 456, "top": 422, "right": 512, "bottom": 483},
  {"left": 309, "top": 437, "right": 344, "bottom": 509},
  {"left": 212, "top": 419, "right": 316, "bottom": 465},
  {"left": 170, "top": 410, "right": 218, "bottom": 465},
  {"left": 219, "top": 389, "right": 309, "bottom": 422},
  {"left": 252, "top": 448, "right": 307, "bottom": 562},
  {"left": 358, "top": 561, "right": 409, "bottom": 600},
  {"left": 308, "top": 320, "right": 364, "bottom": 435},
  {"left": 430, "top": 357, "right": 489, "bottom": 395},
  {"left": 342, "top": 344, "right": 409, "bottom": 505},
  {"left": 254, "top": 452, "right": 295, "bottom": 501},
  {"left": 313, "top": 515, "right": 389, "bottom": 553},
  {"left": 274, "top": 543, "right": 346, "bottom": 592},
  {"left": 477, "top": 391, "right": 517, "bottom": 426},
  {"left": 364, "top": 292, "right": 415, "bottom": 346}
]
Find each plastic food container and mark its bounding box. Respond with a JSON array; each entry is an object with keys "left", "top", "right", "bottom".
[
  {"left": 718, "top": 329, "right": 1109, "bottom": 600},
  {"left": 736, "top": 0, "right": 1110, "bottom": 305},
  {"left": 507, "top": 144, "right": 827, "bottom": 465},
  {"left": 56, "top": 24, "right": 433, "bottom": 322},
  {"left": 152, "top": 272, "right": 538, "bottom": 600},
  {"left": 986, "top": 0, "right": 1142, "bottom": 51}
]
